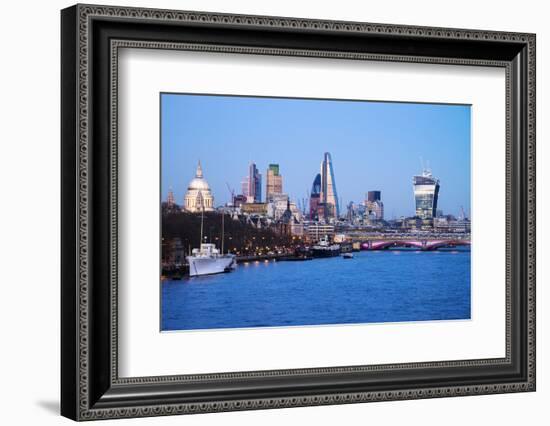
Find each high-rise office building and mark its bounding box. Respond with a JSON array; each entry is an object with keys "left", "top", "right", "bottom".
[
  {"left": 241, "top": 178, "right": 248, "bottom": 198},
  {"left": 367, "top": 191, "right": 381, "bottom": 203},
  {"left": 365, "top": 191, "right": 384, "bottom": 221},
  {"left": 309, "top": 173, "right": 321, "bottom": 220},
  {"left": 413, "top": 167, "right": 440, "bottom": 219},
  {"left": 319, "top": 152, "right": 339, "bottom": 219},
  {"left": 243, "top": 162, "right": 262, "bottom": 203},
  {"left": 266, "top": 163, "right": 283, "bottom": 201}
]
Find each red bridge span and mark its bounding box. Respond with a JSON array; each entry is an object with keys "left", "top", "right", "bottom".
[{"left": 360, "top": 239, "right": 470, "bottom": 251}]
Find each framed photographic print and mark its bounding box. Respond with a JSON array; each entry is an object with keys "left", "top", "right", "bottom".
[{"left": 61, "top": 4, "right": 536, "bottom": 421}]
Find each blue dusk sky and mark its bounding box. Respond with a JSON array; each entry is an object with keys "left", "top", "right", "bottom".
[{"left": 161, "top": 93, "right": 471, "bottom": 218}]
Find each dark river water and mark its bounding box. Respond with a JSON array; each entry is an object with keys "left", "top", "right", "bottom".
[{"left": 161, "top": 248, "right": 471, "bottom": 331}]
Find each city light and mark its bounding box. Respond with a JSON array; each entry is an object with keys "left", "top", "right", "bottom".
[{"left": 161, "top": 154, "right": 470, "bottom": 278}]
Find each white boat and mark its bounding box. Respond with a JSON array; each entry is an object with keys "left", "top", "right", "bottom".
[
  {"left": 186, "top": 191, "right": 236, "bottom": 277},
  {"left": 187, "top": 243, "right": 236, "bottom": 277}
]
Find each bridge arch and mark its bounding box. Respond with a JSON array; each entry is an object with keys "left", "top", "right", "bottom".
[{"left": 361, "top": 239, "right": 470, "bottom": 251}]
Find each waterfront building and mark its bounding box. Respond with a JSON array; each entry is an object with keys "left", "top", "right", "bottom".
[
  {"left": 309, "top": 173, "right": 321, "bottom": 220},
  {"left": 413, "top": 167, "right": 440, "bottom": 219},
  {"left": 266, "top": 193, "right": 304, "bottom": 235},
  {"left": 397, "top": 216, "right": 433, "bottom": 231},
  {"left": 279, "top": 199, "right": 293, "bottom": 236},
  {"left": 266, "top": 163, "right": 283, "bottom": 201},
  {"left": 365, "top": 191, "right": 384, "bottom": 221},
  {"left": 245, "top": 162, "right": 262, "bottom": 203},
  {"left": 161, "top": 237, "right": 185, "bottom": 267},
  {"left": 316, "top": 203, "right": 329, "bottom": 222},
  {"left": 289, "top": 201, "right": 302, "bottom": 223},
  {"left": 333, "top": 234, "right": 349, "bottom": 243},
  {"left": 267, "top": 193, "right": 290, "bottom": 220},
  {"left": 306, "top": 222, "right": 335, "bottom": 242},
  {"left": 240, "top": 202, "right": 268, "bottom": 216},
  {"left": 233, "top": 194, "right": 247, "bottom": 208},
  {"left": 290, "top": 220, "right": 304, "bottom": 237},
  {"left": 434, "top": 217, "right": 471, "bottom": 233},
  {"left": 277, "top": 199, "right": 304, "bottom": 237},
  {"left": 183, "top": 161, "right": 214, "bottom": 213},
  {"left": 319, "top": 152, "right": 339, "bottom": 219}
]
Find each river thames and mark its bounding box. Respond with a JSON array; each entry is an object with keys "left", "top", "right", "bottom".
[{"left": 161, "top": 248, "right": 470, "bottom": 331}]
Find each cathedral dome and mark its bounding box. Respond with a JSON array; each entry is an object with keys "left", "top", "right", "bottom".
[
  {"left": 183, "top": 161, "right": 215, "bottom": 213},
  {"left": 188, "top": 176, "right": 210, "bottom": 191},
  {"left": 187, "top": 161, "right": 210, "bottom": 191}
]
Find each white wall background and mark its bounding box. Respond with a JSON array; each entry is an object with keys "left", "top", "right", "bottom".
[{"left": 0, "top": 0, "right": 546, "bottom": 424}]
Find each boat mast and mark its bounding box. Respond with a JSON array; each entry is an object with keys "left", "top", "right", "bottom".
[
  {"left": 221, "top": 211, "right": 225, "bottom": 254},
  {"left": 199, "top": 190, "right": 204, "bottom": 246}
]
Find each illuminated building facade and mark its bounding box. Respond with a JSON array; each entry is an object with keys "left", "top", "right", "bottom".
[
  {"left": 413, "top": 167, "right": 440, "bottom": 219},
  {"left": 183, "top": 161, "right": 214, "bottom": 212}
]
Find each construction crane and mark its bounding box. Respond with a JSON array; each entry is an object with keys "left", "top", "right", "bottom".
[
  {"left": 459, "top": 205, "right": 467, "bottom": 221},
  {"left": 225, "top": 182, "right": 235, "bottom": 210}
]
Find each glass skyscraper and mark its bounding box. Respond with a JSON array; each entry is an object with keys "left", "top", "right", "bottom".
[
  {"left": 247, "top": 162, "right": 262, "bottom": 203},
  {"left": 413, "top": 168, "right": 440, "bottom": 219},
  {"left": 309, "top": 173, "right": 321, "bottom": 220}
]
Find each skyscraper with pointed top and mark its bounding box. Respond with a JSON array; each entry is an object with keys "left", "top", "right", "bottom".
[{"left": 319, "top": 152, "right": 339, "bottom": 219}]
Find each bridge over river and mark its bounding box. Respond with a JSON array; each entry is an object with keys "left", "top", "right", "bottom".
[{"left": 359, "top": 238, "right": 470, "bottom": 251}]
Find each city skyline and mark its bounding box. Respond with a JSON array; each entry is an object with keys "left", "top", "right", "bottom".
[{"left": 161, "top": 93, "right": 471, "bottom": 218}]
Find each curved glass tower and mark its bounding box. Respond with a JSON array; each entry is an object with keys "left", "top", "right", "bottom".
[
  {"left": 309, "top": 173, "right": 321, "bottom": 220},
  {"left": 413, "top": 167, "right": 440, "bottom": 219}
]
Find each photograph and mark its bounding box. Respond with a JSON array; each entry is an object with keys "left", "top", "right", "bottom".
[{"left": 160, "top": 93, "right": 472, "bottom": 331}]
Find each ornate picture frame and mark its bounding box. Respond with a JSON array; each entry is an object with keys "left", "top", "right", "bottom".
[{"left": 61, "top": 4, "right": 535, "bottom": 421}]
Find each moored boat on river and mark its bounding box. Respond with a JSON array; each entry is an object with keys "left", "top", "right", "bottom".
[
  {"left": 187, "top": 243, "right": 236, "bottom": 276},
  {"left": 311, "top": 235, "right": 341, "bottom": 258},
  {"left": 186, "top": 191, "right": 236, "bottom": 277}
]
